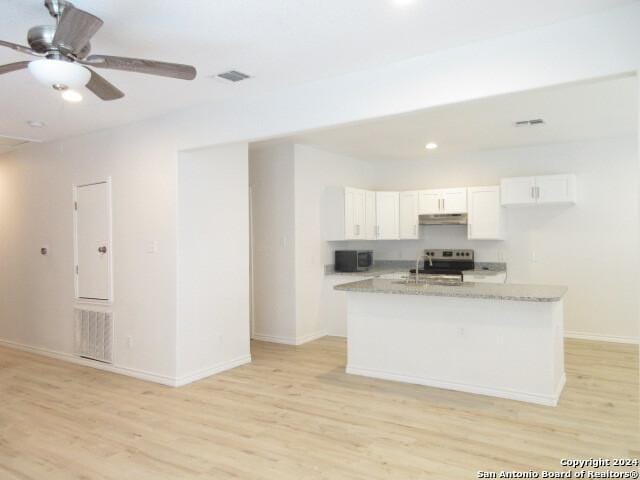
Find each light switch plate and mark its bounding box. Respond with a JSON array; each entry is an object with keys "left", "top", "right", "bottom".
[{"left": 146, "top": 241, "right": 158, "bottom": 254}]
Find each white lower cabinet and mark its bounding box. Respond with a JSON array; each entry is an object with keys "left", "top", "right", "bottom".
[
  {"left": 463, "top": 271, "right": 507, "bottom": 284},
  {"left": 399, "top": 191, "right": 419, "bottom": 239},
  {"left": 321, "top": 275, "right": 372, "bottom": 337},
  {"left": 467, "top": 186, "right": 504, "bottom": 240},
  {"left": 375, "top": 191, "right": 400, "bottom": 240}
]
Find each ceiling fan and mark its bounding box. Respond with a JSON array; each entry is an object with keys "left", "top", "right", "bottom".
[{"left": 0, "top": 0, "right": 197, "bottom": 102}]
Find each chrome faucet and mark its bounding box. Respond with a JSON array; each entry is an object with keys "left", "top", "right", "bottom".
[{"left": 415, "top": 253, "right": 433, "bottom": 283}]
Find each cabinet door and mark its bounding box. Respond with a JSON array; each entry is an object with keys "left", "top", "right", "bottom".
[
  {"left": 364, "top": 190, "right": 377, "bottom": 239},
  {"left": 399, "top": 191, "right": 419, "bottom": 239},
  {"left": 467, "top": 186, "right": 503, "bottom": 240},
  {"left": 536, "top": 174, "right": 576, "bottom": 205},
  {"left": 344, "top": 188, "right": 356, "bottom": 239},
  {"left": 441, "top": 188, "right": 467, "bottom": 213},
  {"left": 418, "top": 190, "right": 441, "bottom": 214},
  {"left": 500, "top": 177, "right": 536, "bottom": 206},
  {"left": 352, "top": 188, "right": 366, "bottom": 239},
  {"left": 375, "top": 191, "right": 400, "bottom": 240}
]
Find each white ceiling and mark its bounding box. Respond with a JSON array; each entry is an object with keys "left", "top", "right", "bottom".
[
  {"left": 271, "top": 75, "right": 638, "bottom": 160},
  {"left": 0, "top": 0, "right": 636, "bottom": 148}
]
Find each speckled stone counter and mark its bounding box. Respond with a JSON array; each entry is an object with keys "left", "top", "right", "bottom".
[
  {"left": 334, "top": 278, "right": 566, "bottom": 302},
  {"left": 324, "top": 260, "right": 413, "bottom": 277}
]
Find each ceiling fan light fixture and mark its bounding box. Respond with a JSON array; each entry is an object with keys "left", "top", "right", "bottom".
[
  {"left": 28, "top": 59, "right": 90, "bottom": 90},
  {"left": 61, "top": 89, "right": 83, "bottom": 103}
]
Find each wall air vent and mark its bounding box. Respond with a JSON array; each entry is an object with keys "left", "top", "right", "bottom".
[
  {"left": 514, "top": 118, "right": 545, "bottom": 127},
  {"left": 74, "top": 308, "right": 113, "bottom": 364},
  {"left": 216, "top": 70, "right": 251, "bottom": 83}
]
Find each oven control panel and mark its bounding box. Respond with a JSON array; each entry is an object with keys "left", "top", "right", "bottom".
[{"left": 424, "top": 249, "right": 474, "bottom": 261}]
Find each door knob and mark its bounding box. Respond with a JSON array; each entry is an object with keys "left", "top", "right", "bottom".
[{"left": 98, "top": 246, "right": 107, "bottom": 254}]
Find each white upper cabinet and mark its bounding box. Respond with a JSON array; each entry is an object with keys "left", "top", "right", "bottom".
[
  {"left": 419, "top": 188, "right": 467, "bottom": 214},
  {"left": 441, "top": 188, "right": 468, "bottom": 213},
  {"left": 467, "top": 186, "right": 504, "bottom": 240},
  {"left": 399, "top": 191, "right": 419, "bottom": 239},
  {"left": 501, "top": 174, "right": 576, "bottom": 206},
  {"left": 364, "top": 190, "right": 377, "bottom": 240},
  {"left": 418, "top": 190, "right": 441, "bottom": 214},
  {"left": 536, "top": 174, "right": 577, "bottom": 204},
  {"left": 375, "top": 191, "right": 400, "bottom": 240},
  {"left": 324, "top": 186, "right": 371, "bottom": 241}
]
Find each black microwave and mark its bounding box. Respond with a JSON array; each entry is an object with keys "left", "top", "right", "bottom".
[{"left": 334, "top": 250, "right": 373, "bottom": 272}]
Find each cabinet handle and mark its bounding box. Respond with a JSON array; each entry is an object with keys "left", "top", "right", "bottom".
[
  {"left": 531, "top": 186, "right": 535, "bottom": 199},
  {"left": 535, "top": 186, "right": 540, "bottom": 199},
  {"left": 442, "top": 198, "right": 445, "bottom": 211}
]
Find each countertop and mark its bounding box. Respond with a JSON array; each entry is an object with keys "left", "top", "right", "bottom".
[
  {"left": 325, "top": 261, "right": 507, "bottom": 277},
  {"left": 334, "top": 278, "right": 567, "bottom": 302}
]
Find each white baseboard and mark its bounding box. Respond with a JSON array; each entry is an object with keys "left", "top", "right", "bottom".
[
  {"left": 252, "top": 331, "right": 327, "bottom": 346},
  {"left": 174, "top": 355, "right": 252, "bottom": 387},
  {"left": 346, "top": 364, "right": 564, "bottom": 406},
  {"left": 0, "top": 338, "right": 251, "bottom": 387},
  {"left": 565, "top": 331, "right": 639, "bottom": 345}
]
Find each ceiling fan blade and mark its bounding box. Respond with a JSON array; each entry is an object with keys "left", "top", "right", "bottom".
[
  {"left": 0, "top": 61, "right": 30, "bottom": 75},
  {"left": 86, "top": 68, "right": 124, "bottom": 101},
  {"left": 52, "top": 5, "right": 103, "bottom": 55},
  {"left": 82, "top": 55, "right": 197, "bottom": 80},
  {"left": 0, "top": 40, "right": 39, "bottom": 56}
]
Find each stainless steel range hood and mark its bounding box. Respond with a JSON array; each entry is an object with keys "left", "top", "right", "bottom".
[{"left": 419, "top": 213, "right": 468, "bottom": 225}]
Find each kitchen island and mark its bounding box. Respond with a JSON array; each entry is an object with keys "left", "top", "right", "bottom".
[{"left": 335, "top": 278, "right": 567, "bottom": 406}]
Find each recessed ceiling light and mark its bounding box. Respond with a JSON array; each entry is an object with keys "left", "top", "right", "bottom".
[
  {"left": 425, "top": 142, "right": 438, "bottom": 150},
  {"left": 61, "top": 89, "right": 83, "bottom": 103},
  {"left": 27, "top": 120, "right": 46, "bottom": 128}
]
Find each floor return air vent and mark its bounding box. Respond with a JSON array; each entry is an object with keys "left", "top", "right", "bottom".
[{"left": 74, "top": 308, "right": 113, "bottom": 364}]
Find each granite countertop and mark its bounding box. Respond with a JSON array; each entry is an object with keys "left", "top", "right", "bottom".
[
  {"left": 325, "top": 261, "right": 413, "bottom": 277},
  {"left": 334, "top": 278, "right": 567, "bottom": 302},
  {"left": 326, "top": 261, "right": 507, "bottom": 277}
]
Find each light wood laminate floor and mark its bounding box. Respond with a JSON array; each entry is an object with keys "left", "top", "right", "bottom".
[{"left": 0, "top": 337, "right": 638, "bottom": 479}]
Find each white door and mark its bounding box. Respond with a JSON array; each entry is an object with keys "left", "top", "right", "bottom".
[
  {"left": 418, "top": 190, "right": 441, "bottom": 214},
  {"left": 500, "top": 177, "right": 536, "bottom": 206},
  {"left": 375, "top": 191, "right": 400, "bottom": 239},
  {"left": 75, "top": 181, "right": 111, "bottom": 300},
  {"left": 441, "top": 188, "right": 467, "bottom": 213},
  {"left": 399, "top": 191, "right": 419, "bottom": 239},
  {"left": 364, "top": 190, "right": 377, "bottom": 240},
  {"left": 536, "top": 174, "right": 576, "bottom": 204},
  {"left": 468, "top": 186, "right": 503, "bottom": 240}
]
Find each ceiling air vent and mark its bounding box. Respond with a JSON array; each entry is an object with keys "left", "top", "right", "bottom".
[
  {"left": 514, "top": 118, "right": 545, "bottom": 127},
  {"left": 216, "top": 70, "right": 251, "bottom": 83}
]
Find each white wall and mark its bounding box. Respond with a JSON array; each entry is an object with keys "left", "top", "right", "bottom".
[
  {"left": 0, "top": 125, "right": 179, "bottom": 381},
  {"left": 293, "top": 144, "right": 377, "bottom": 341},
  {"left": 332, "top": 137, "right": 638, "bottom": 342},
  {"left": 177, "top": 143, "right": 251, "bottom": 382},
  {"left": 249, "top": 144, "right": 297, "bottom": 342},
  {"left": 249, "top": 143, "right": 375, "bottom": 343}
]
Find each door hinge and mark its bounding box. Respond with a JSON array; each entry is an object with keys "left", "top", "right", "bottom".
[
  {"left": 75, "top": 265, "right": 78, "bottom": 274},
  {"left": 74, "top": 201, "right": 78, "bottom": 211}
]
